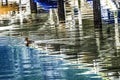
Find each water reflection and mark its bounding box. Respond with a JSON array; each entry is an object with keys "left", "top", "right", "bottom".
[
  {"left": 0, "top": 29, "right": 103, "bottom": 80},
  {"left": 1, "top": 11, "right": 120, "bottom": 80}
]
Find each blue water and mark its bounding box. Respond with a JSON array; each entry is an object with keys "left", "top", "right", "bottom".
[{"left": 0, "top": 37, "right": 102, "bottom": 80}]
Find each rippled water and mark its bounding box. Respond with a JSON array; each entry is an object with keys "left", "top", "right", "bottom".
[{"left": 0, "top": 14, "right": 120, "bottom": 80}]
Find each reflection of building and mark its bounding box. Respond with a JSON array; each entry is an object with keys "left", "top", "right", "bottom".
[
  {"left": 0, "top": 0, "right": 37, "bottom": 15},
  {"left": 0, "top": 0, "right": 18, "bottom": 14},
  {"left": 21, "top": 0, "right": 37, "bottom": 15}
]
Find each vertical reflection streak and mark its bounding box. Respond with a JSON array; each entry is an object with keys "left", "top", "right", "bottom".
[{"left": 114, "top": 11, "right": 120, "bottom": 50}]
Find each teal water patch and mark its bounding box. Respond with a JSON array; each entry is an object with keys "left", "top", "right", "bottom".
[
  {"left": 0, "top": 36, "right": 24, "bottom": 46},
  {"left": 0, "top": 36, "right": 103, "bottom": 80}
]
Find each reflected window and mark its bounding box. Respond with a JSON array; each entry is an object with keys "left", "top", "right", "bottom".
[{"left": 1, "top": 0, "right": 8, "bottom": 6}]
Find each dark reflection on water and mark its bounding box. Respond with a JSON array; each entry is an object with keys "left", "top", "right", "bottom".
[{"left": 0, "top": 18, "right": 120, "bottom": 80}]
